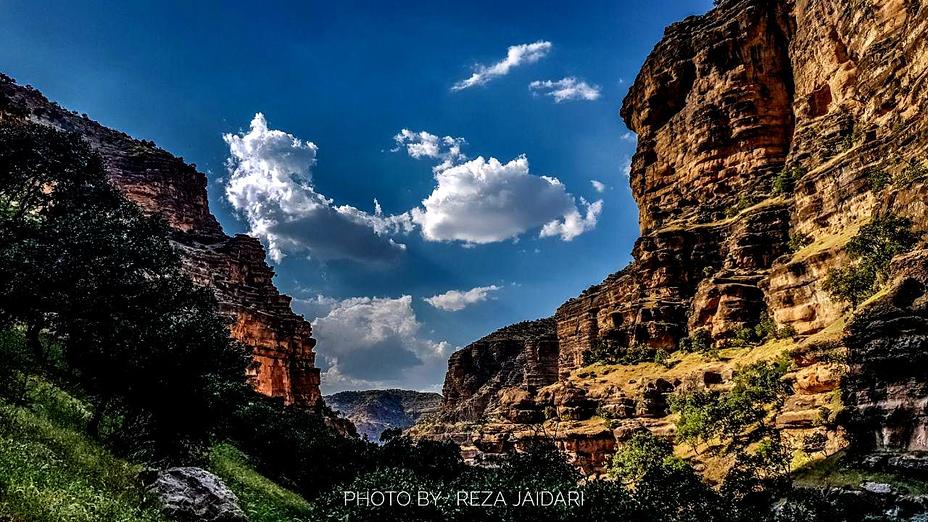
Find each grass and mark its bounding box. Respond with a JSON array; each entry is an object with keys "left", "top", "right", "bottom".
[
  {"left": 0, "top": 377, "right": 166, "bottom": 522},
  {"left": 0, "top": 324, "right": 317, "bottom": 522},
  {"left": 787, "top": 219, "right": 863, "bottom": 265},
  {"left": 208, "top": 444, "right": 316, "bottom": 522},
  {"left": 1, "top": 376, "right": 317, "bottom": 522},
  {"left": 793, "top": 451, "right": 928, "bottom": 495},
  {"left": 570, "top": 337, "right": 792, "bottom": 398}
]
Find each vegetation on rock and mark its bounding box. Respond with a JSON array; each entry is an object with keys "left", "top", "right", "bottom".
[
  {"left": 823, "top": 214, "right": 921, "bottom": 307},
  {"left": 669, "top": 358, "right": 791, "bottom": 446}
]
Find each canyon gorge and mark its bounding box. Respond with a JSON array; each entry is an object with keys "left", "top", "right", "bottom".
[{"left": 1, "top": 0, "right": 927, "bottom": 486}]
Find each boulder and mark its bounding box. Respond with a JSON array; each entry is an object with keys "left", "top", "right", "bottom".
[{"left": 148, "top": 467, "right": 247, "bottom": 522}]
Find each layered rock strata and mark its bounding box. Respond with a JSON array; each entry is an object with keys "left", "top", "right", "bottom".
[
  {"left": 418, "top": 0, "right": 928, "bottom": 476},
  {"left": 0, "top": 74, "right": 321, "bottom": 407}
]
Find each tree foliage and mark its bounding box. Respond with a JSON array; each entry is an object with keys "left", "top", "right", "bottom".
[
  {"left": 669, "top": 359, "right": 791, "bottom": 445},
  {"left": 824, "top": 214, "right": 920, "bottom": 306},
  {"left": 0, "top": 121, "right": 251, "bottom": 462}
]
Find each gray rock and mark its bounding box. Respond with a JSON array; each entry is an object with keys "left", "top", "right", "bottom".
[
  {"left": 148, "top": 467, "right": 247, "bottom": 522},
  {"left": 861, "top": 481, "right": 893, "bottom": 494}
]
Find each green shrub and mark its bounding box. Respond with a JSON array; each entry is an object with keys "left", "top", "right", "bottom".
[
  {"left": 729, "top": 326, "right": 757, "bottom": 347},
  {"left": 654, "top": 348, "right": 671, "bottom": 368},
  {"left": 772, "top": 165, "right": 806, "bottom": 196},
  {"left": 865, "top": 167, "right": 890, "bottom": 191},
  {"left": 725, "top": 195, "right": 758, "bottom": 218},
  {"left": 721, "top": 435, "right": 791, "bottom": 520},
  {"left": 678, "top": 328, "right": 712, "bottom": 355},
  {"left": 583, "top": 338, "right": 656, "bottom": 366},
  {"left": 824, "top": 214, "right": 920, "bottom": 306},
  {"left": 668, "top": 389, "right": 721, "bottom": 445},
  {"left": 823, "top": 262, "right": 877, "bottom": 307},
  {"left": 609, "top": 432, "right": 721, "bottom": 521},
  {"left": 754, "top": 313, "right": 796, "bottom": 342},
  {"left": 894, "top": 158, "right": 928, "bottom": 186},
  {"left": 669, "top": 359, "right": 790, "bottom": 445}
]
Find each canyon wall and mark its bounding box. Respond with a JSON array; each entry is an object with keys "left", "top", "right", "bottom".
[
  {"left": 416, "top": 0, "right": 928, "bottom": 476},
  {"left": 0, "top": 74, "right": 321, "bottom": 407}
]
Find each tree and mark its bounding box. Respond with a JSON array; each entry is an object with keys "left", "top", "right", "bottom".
[
  {"left": 0, "top": 123, "right": 104, "bottom": 366},
  {"left": 609, "top": 432, "right": 721, "bottom": 522},
  {"left": 669, "top": 359, "right": 790, "bottom": 445},
  {"left": 824, "top": 214, "right": 920, "bottom": 306},
  {"left": 720, "top": 434, "right": 792, "bottom": 522},
  {"left": 0, "top": 121, "right": 251, "bottom": 463}
]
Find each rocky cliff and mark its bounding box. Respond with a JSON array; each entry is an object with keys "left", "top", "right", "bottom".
[
  {"left": 324, "top": 390, "right": 442, "bottom": 442},
  {"left": 0, "top": 74, "right": 321, "bottom": 407},
  {"left": 415, "top": 0, "right": 928, "bottom": 477}
]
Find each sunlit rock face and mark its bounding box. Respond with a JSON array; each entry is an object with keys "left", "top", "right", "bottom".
[
  {"left": 439, "top": 319, "right": 559, "bottom": 423},
  {"left": 419, "top": 0, "right": 928, "bottom": 475},
  {"left": 0, "top": 74, "right": 321, "bottom": 407}
]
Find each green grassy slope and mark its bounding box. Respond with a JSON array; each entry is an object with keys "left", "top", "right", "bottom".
[
  {"left": 0, "top": 376, "right": 315, "bottom": 522},
  {"left": 0, "top": 377, "right": 165, "bottom": 522},
  {"left": 209, "top": 444, "right": 317, "bottom": 522}
]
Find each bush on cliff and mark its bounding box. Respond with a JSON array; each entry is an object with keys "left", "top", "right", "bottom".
[
  {"left": 669, "top": 358, "right": 791, "bottom": 445},
  {"left": 824, "top": 213, "right": 921, "bottom": 307},
  {"left": 609, "top": 432, "right": 721, "bottom": 521},
  {"left": 772, "top": 165, "right": 804, "bottom": 195},
  {"left": 582, "top": 337, "right": 657, "bottom": 366}
]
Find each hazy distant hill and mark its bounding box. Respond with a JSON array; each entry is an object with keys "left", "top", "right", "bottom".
[{"left": 324, "top": 390, "right": 442, "bottom": 442}]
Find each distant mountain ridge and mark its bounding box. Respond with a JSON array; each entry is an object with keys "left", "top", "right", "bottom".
[{"left": 324, "top": 389, "right": 442, "bottom": 442}]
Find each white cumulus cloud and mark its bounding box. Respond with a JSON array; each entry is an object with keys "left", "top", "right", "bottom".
[
  {"left": 452, "top": 41, "right": 552, "bottom": 91},
  {"left": 590, "top": 179, "right": 606, "bottom": 193},
  {"left": 621, "top": 156, "right": 633, "bottom": 178},
  {"left": 311, "top": 295, "right": 452, "bottom": 393},
  {"left": 409, "top": 154, "right": 602, "bottom": 244},
  {"left": 392, "top": 129, "right": 467, "bottom": 172},
  {"left": 424, "top": 285, "right": 501, "bottom": 312},
  {"left": 539, "top": 197, "right": 602, "bottom": 240},
  {"left": 529, "top": 77, "right": 601, "bottom": 102},
  {"left": 223, "top": 113, "right": 409, "bottom": 264}
]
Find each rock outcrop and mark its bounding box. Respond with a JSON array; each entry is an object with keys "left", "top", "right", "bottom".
[
  {"left": 0, "top": 74, "right": 321, "bottom": 407},
  {"left": 439, "top": 318, "right": 560, "bottom": 423},
  {"left": 418, "top": 0, "right": 928, "bottom": 477},
  {"left": 324, "top": 389, "right": 442, "bottom": 442},
  {"left": 146, "top": 467, "right": 247, "bottom": 522}
]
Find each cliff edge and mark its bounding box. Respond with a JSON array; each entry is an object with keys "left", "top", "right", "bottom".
[{"left": 0, "top": 75, "right": 321, "bottom": 407}]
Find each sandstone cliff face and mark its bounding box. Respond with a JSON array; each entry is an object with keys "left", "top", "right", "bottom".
[
  {"left": 419, "top": 0, "right": 928, "bottom": 476},
  {"left": 0, "top": 75, "right": 321, "bottom": 407},
  {"left": 440, "top": 319, "right": 559, "bottom": 423}
]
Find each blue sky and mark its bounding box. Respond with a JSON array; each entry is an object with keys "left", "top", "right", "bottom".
[{"left": 1, "top": 0, "right": 711, "bottom": 392}]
